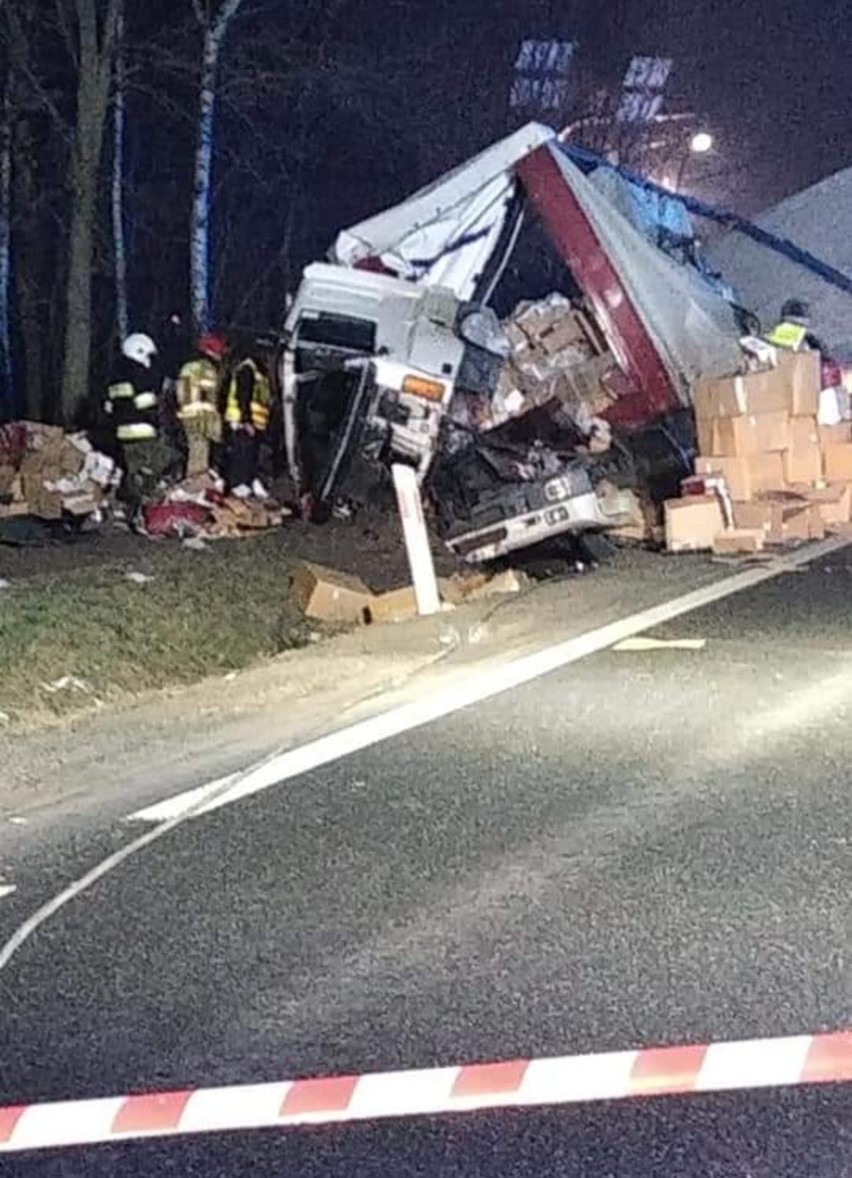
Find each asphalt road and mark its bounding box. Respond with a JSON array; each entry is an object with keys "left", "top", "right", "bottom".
[{"left": 1, "top": 548, "right": 852, "bottom": 1175}]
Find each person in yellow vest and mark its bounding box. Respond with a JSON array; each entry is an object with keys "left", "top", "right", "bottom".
[
  {"left": 105, "top": 333, "right": 180, "bottom": 513},
  {"left": 177, "top": 333, "right": 227, "bottom": 477},
  {"left": 221, "top": 353, "right": 272, "bottom": 498},
  {"left": 766, "top": 299, "right": 826, "bottom": 354}
]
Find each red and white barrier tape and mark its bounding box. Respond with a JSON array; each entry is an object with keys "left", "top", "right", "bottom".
[{"left": 2, "top": 1031, "right": 850, "bottom": 1154}]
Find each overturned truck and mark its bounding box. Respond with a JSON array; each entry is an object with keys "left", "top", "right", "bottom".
[{"left": 279, "top": 123, "right": 746, "bottom": 562}]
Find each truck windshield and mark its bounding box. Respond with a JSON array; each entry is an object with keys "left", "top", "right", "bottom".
[{"left": 297, "top": 313, "right": 377, "bottom": 354}]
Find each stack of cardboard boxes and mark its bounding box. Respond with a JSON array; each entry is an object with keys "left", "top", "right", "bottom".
[
  {"left": 0, "top": 423, "right": 117, "bottom": 521},
  {"left": 493, "top": 295, "right": 620, "bottom": 429},
  {"left": 666, "top": 351, "right": 852, "bottom": 554}
]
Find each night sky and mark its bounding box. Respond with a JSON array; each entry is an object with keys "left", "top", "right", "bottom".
[{"left": 348, "top": 0, "right": 852, "bottom": 213}]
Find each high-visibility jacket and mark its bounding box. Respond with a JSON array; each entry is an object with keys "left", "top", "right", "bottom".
[
  {"left": 766, "top": 320, "right": 809, "bottom": 351},
  {"left": 224, "top": 358, "right": 271, "bottom": 431},
  {"left": 106, "top": 358, "right": 159, "bottom": 443},
  {"left": 177, "top": 357, "right": 220, "bottom": 419}
]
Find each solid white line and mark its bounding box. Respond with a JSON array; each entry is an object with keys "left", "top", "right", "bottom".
[
  {"left": 0, "top": 535, "right": 846, "bottom": 976},
  {"left": 0, "top": 885, "right": 17, "bottom": 901},
  {"left": 130, "top": 534, "right": 851, "bottom": 825}
]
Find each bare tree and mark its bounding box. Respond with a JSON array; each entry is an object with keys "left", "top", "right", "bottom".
[
  {"left": 60, "top": 0, "right": 122, "bottom": 420},
  {"left": 190, "top": 0, "right": 245, "bottom": 335},
  {"left": 0, "top": 71, "right": 13, "bottom": 417},
  {"left": 111, "top": 0, "right": 129, "bottom": 342}
]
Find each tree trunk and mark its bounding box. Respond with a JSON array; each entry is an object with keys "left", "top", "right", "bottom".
[
  {"left": 0, "top": 79, "right": 13, "bottom": 419},
  {"left": 190, "top": 35, "right": 219, "bottom": 336},
  {"left": 190, "top": 0, "right": 245, "bottom": 336},
  {"left": 60, "top": 99, "right": 104, "bottom": 421},
  {"left": 59, "top": 0, "right": 118, "bottom": 423},
  {"left": 111, "top": 3, "right": 128, "bottom": 342}
]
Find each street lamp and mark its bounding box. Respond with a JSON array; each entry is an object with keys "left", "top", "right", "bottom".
[
  {"left": 676, "top": 130, "right": 715, "bottom": 190},
  {"left": 690, "top": 130, "right": 714, "bottom": 155}
]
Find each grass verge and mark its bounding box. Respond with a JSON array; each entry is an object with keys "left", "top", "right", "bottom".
[{"left": 0, "top": 533, "right": 314, "bottom": 724}]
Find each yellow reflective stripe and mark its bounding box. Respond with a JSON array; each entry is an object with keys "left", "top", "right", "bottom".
[
  {"left": 133, "top": 392, "right": 158, "bottom": 410},
  {"left": 108, "top": 382, "right": 136, "bottom": 400},
  {"left": 225, "top": 401, "right": 270, "bottom": 428},
  {"left": 767, "top": 322, "right": 807, "bottom": 350},
  {"left": 226, "top": 362, "right": 271, "bottom": 426},
  {"left": 117, "top": 423, "right": 157, "bottom": 441},
  {"left": 179, "top": 402, "right": 218, "bottom": 417}
]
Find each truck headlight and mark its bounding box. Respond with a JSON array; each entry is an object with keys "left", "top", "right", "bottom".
[{"left": 545, "top": 477, "right": 569, "bottom": 502}]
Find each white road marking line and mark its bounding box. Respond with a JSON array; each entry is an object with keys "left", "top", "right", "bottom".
[
  {"left": 0, "top": 535, "right": 846, "bottom": 976},
  {"left": 613, "top": 636, "right": 707, "bottom": 652},
  {"left": 129, "top": 535, "right": 850, "bottom": 825},
  {"left": 0, "top": 885, "right": 17, "bottom": 901}
]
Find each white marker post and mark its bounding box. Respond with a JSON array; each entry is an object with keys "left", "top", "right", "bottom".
[{"left": 391, "top": 463, "right": 441, "bottom": 617}]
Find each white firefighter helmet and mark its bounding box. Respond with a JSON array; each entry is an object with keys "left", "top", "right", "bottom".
[{"left": 122, "top": 333, "right": 158, "bottom": 369}]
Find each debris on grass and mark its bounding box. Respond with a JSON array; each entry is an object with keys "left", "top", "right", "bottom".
[{"left": 42, "top": 676, "right": 92, "bottom": 695}]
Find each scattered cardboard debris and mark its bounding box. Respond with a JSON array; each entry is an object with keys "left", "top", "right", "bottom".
[
  {"left": 41, "top": 676, "right": 92, "bottom": 695},
  {"left": 712, "top": 527, "right": 766, "bottom": 555}
]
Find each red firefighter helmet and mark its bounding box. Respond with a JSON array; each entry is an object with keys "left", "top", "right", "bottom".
[{"left": 198, "top": 333, "right": 227, "bottom": 362}]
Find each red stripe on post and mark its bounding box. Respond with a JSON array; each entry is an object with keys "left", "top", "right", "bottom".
[
  {"left": 452, "top": 1060, "right": 529, "bottom": 1098},
  {"left": 112, "top": 1091, "right": 192, "bottom": 1134},
  {"left": 629, "top": 1045, "right": 707, "bottom": 1096},
  {"left": 0, "top": 1106, "right": 26, "bottom": 1144},
  {"left": 281, "top": 1075, "right": 359, "bottom": 1116},
  {"left": 802, "top": 1033, "right": 852, "bottom": 1084}
]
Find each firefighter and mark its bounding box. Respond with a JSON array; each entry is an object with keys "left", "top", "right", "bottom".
[
  {"left": 766, "top": 298, "right": 826, "bottom": 354},
  {"left": 221, "top": 352, "right": 272, "bottom": 498},
  {"left": 105, "top": 333, "right": 179, "bottom": 513},
  {"left": 177, "top": 333, "right": 227, "bottom": 477}
]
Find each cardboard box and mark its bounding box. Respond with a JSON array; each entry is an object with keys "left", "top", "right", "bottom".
[
  {"left": 746, "top": 451, "right": 786, "bottom": 493},
  {"left": 778, "top": 502, "right": 824, "bottom": 542},
  {"left": 695, "top": 453, "right": 785, "bottom": 500},
  {"left": 438, "top": 572, "right": 491, "bottom": 605},
  {"left": 775, "top": 350, "right": 821, "bottom": 416},
  {"left": 665, "top": 494, "right": 725, "bottom": 552},
  {"left": 20, "top": 472, "right": 62, "bottom": 520},
  {"left": 818, "top": 423, "right": 852, "bottom": 447},
  {"left": 0, "top": 500, "right": 31, "bottom": 519},
  {"left": 59, "top": 440, "right": 86, "bottom": 477},
  {"left": 733, "top": 499, "right": 784, "bottom": 542},
  {"left": 369, "top": 586, "right": 419, "bottom": 623},
  {"left": 60, "top": 484, "right": 104, "bottom": 516},
  {"left": 0, "top": 464, "right": 16, "bottom": 496},
  {"left": 783, "top": 415, "right": 823, "bottom": 485},
  {"left": 467, "top": 569, "right": 528, "bottom": 598},
  {"left": 538, "top": 314, "right": 588, "bottom": 357},
  {"left": 790, "top": 484, "right": 852, "bottom": 527},
  {"left": 695, "top": 455, "right": 752, "bottom": 500},
  {"left": 712, "top": 528, "right": 766, "bottom": 555},
  {"left": 694, "top": 370, "right": 788, "bottom": 419},
  {"left": 710, "top": 411, "right": 790, "bottom": 457},
  {"left": 290, "top": 562, "right": 373, "bottom": 624},
  {"left": 695, "top": 415, "right": 715, "bottom": 455},
  {"left": 823, "top": 442, "right": 852, "bottom": 482}
]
